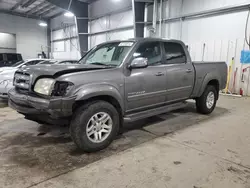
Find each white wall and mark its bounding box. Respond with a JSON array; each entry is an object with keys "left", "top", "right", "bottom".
[
  {"left": 89, "top": 10, "right": 134, "bottom": 48},
  {"left": 145, "top": 0, "right": 250, "bottom": 95},
  {"left": 50, "top": 14, "right": 81, "bottom": 60},
  {"left": 0, "top": 13, "right": 47, "bottom": 59}
]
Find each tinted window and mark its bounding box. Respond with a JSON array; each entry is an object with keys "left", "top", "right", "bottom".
[
  {"left": 10, "top": 60, "right": 24, "bottom": 67},
  {"left": 133, "top": 42, "right": 162, "bottom": 66},
  {"left": 164, "top": 42, "right": 186, "bottom": 64},
  {"left": 6, "top": 54, "right": 18, "bottom": 61},
  {"left": 0, "top": 54, "right": 3, "bottom": 61},
  {"left": 25, "top": 60, "right": 41, "bottom": 66},
  {"left": 17, "top": 54, "right": 22, "bottom": 61}
]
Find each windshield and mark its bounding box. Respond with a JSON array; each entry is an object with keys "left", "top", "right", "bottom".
[
  {"left": 78, "top": 42, "right": 134, "bottom": 67},
  {"left": 10, "top": 60, "right": 24, "bottom": 67}
]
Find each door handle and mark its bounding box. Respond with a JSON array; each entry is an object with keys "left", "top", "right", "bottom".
[
  {"left": 186, "top": 69, "right": 193, "bottom": 73},
  {"left": 155, "top": 72, "right": 164, "bottom": 76}
]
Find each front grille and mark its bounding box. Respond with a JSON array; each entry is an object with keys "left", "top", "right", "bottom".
[{"left": 14, "top": 72, "right": 30, "bottom": 91}]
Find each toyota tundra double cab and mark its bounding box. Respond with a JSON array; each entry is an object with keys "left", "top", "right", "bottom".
[{"left": 9, "top": 38, "right": 227, "bottom": 152}]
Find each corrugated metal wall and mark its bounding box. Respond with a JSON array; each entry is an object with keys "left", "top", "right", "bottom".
[
  {"left": 50, "top": 14, "right": 81, "bottom": 60},
  {"left": 89, "top": 10, "right": 134, "bottom": 48}
]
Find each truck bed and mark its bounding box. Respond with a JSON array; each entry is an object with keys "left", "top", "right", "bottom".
[{"left": 191, "top": 61, "right": 227, "bottom": 97}]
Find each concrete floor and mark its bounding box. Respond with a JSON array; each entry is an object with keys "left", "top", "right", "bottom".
[{"left": 0, "top": 96, "right": 250, "bottom": 188}]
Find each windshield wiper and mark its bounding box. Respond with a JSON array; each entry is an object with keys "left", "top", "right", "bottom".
[
  {"left": 90, "top": 62, "right": 108, "bottom": 66},
  {"left": 90, "top": 62, "right": 117, "bottom": 67}
]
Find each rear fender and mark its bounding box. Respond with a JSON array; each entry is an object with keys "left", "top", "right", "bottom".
[{"left": 198, "top": 73, "right": 220, "bottom": 97}]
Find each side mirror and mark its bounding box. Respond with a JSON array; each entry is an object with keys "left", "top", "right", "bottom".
[
  {"left": 21, "top": 65, "right": 26, "bottom": 68},
  {"left": 128, "top": 57, "right": 148, "bottom": 69}
]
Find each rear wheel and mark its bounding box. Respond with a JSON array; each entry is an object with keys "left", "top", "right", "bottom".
[
  {"left": 70, "top": 101, "right": 120, "bottom": 152},
  {"left": 196, "top": 85, "right": 217, "bottom": 114}
]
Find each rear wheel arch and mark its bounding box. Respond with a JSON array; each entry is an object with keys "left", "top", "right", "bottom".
[
  {"left": 199, "top": 75, "right": 220, "bottom": 99},
  {"left": 207, "top": 79, "right": 219, "bottom": 100}
]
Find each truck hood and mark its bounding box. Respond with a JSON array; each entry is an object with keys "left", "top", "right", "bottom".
[
  {"left": 18, "top": 64, "right": 109, "bottom": 77},
  {"left": 0, "top": 67, "right": 15, "bottom": 73}
]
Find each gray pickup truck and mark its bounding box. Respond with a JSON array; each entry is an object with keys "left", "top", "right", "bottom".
[{"left": 9, "top": 38, "right": 227, "bottom": 152}]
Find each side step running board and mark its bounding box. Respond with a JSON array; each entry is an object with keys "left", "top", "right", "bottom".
[{"left": 123, "top": 102, "right": 187, "bottom": 123}]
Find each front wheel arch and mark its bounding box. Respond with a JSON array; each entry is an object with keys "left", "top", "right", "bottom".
[{"left": 72, "top": 95, "right": 124, "bottom": 129}]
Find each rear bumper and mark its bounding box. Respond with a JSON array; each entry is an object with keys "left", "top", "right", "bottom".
[{"left": 8, "top": 89, "right": 76, "bottom": 118}]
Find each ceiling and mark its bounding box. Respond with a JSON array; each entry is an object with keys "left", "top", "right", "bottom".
[{"left": 0, "top": 0, "right": 96, "bottom": 20}]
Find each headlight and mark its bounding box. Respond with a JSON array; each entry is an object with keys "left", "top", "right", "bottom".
[{"left": 34, "top": 78, "right": 55, "bottom": 95}]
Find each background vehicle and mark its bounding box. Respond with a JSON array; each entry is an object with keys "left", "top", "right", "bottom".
[
  {"left": 9, "top": 38, "right": 227, "bottom": 152},
  {"left": 0, "top": 58, "right": 48, "bottom": 73},
  {"left": 0, "top": 59, "right": 78, "bottom": 99},
  {"left": 0, "top": 53, "right": 22, "bottom": 67},
  {"left": 38, "top": 59, "right": 78, "bottom": 65},
  {"left": 0, "top": 59, "right": 48, "bottom": 98}
]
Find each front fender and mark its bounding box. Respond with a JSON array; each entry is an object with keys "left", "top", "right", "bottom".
[
  {"left": 74, "top": 83, "right": 124, "bottom": 113},
  {"left": 198, "top": 72, "right": 220, "bottom": 97}
]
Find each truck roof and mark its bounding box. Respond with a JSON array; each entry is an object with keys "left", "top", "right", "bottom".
[{"left": 100, "top": 37, "right": 185, "bottom": 45}]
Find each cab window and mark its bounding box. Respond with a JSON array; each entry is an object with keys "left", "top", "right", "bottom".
[
  {"left": 133, "top": 42, "right": 162, "bottom": 66},
  {"left": 164, "top": 42, "right": 186, "bottom": 64}
]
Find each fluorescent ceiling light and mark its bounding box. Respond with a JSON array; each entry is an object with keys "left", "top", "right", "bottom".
[
  {"left": 39, "top": 22, "right": 47, "bottom": 27},
  {"left": 64, "top": 12, "right": 75, "bottom": 17}
]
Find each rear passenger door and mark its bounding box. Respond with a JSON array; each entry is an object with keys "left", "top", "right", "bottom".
[{"left": 163, "top": 42, "right": 195, "bottom": 102}]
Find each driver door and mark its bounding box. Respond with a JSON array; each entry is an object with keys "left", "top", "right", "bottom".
[{"left": 125, "top": 41, "right": 167, "bottom": 113}]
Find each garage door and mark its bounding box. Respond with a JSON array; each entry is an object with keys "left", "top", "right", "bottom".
[{"left": 0, "top": 32, "right": 16, "bottom": 53}]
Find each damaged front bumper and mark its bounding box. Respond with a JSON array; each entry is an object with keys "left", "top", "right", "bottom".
[{"left": 8, "top": 89, "right": 76, "bottom": 125}]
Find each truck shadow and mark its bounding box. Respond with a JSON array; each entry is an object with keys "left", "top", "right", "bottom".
[
  {"left": 0, "top": 99, "right": 8, "bottom": 108},
  {"left": 0, "top": 102, "right": 228, "bottom": 187}
]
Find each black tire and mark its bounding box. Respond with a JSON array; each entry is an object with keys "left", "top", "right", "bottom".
[
  {"left": 196, "top": 85, "right": 217, "bottom": 114},
  {"left": 70, "top": 101, "right": 120, "bottom": 152}
]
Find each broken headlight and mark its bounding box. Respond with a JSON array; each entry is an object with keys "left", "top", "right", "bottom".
[{"left": 51, "top": 81, "right": 74, "bottom": 96}]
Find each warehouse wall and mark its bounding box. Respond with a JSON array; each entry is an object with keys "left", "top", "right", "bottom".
[
  {"left": 89, "top": 9, "right": 134, "bottom": 48},
  {"left": 88, "top": 0, "right": 133, "bottom": 49},
  {"left": 50, "top": 14, "right": 81, "bottom": 60},
  {"left": 0, "top": 13, "right": 47, "bottom": 59},
  {"left": 146, "top": 0, "right": 250, "bottom": 95}
]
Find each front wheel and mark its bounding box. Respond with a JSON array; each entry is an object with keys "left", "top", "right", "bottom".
[
  {"left": 70, "top": 101, "right": 120, "bottom": 152},
  {"left": 196, "top": 85, "right": 217, "bottom": 114}
]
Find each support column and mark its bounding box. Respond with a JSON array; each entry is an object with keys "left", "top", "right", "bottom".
[
  {"left": 132, "top": 0, "right": 146, "bottom": 38},
  {"left": 47, "top": 19, "right": 51, "bottom": 58}
]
